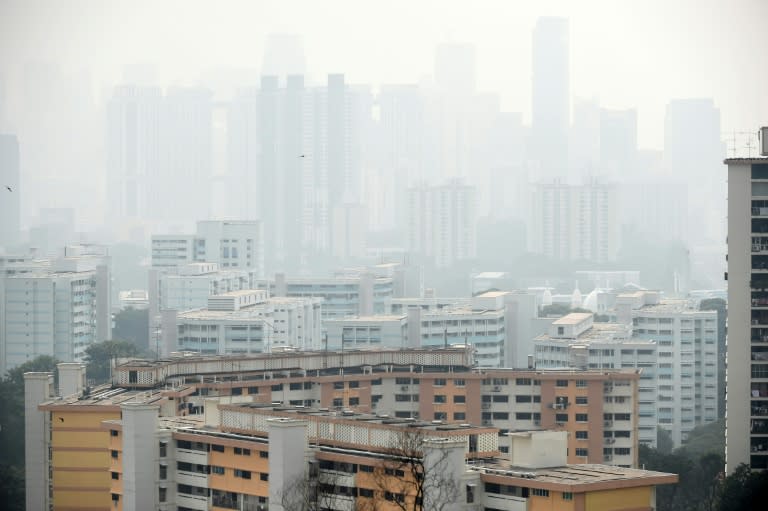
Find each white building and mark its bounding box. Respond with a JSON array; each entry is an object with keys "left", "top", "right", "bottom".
[
  {"left": 618, "top": 292, "right": 719, "bottom": 447},
  {"left": 157, "top": 263, "right": 261, "bottom": 313},
  {"left": 407, "top": 180, "right": 477, "bottom": 268},
  {"left": 530, "top": 180, "right": 620, "bottom": 263},
  {"left": 534, "top": 313, "right": 658, "bottom": 448},
  {"left": 258, "top": 273, "right": 394, "bottom": 321},
  {"left": 151, "top": 220, "right": 264, "bottom": 275},
  {"left": 0, "top": 256, "right": 111, "bottom": 372},
  {"left": 723, "top": 152, "right": 768, "bottom": 472},
  {"left": 324, "top": 314, "right": 408, "bottom": 349},
  {"left": 169, "top": 290, "right": 322, "bottom": 355}
]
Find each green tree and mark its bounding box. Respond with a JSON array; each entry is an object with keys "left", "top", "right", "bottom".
[
  {"left": 113, "top": 307, "right": 150, "bottom": 351},
  {"left": 715, "top": 464, "right": 768, "bottom": 511},
  {"left": 0, "top": 463, "right": 24, "bottom": 511},
  {"left": 84, "top": 340, "right": 140, "bottom": 384},
  {"left": 657, "top": 427, "right": 674, "bottom": 455}
]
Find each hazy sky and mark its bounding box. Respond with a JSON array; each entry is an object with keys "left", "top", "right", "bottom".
[{"left": 1, "top": 0, "right": 767, "bottom": 149}]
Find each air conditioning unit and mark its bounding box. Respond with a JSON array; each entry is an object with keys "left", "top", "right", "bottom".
[
  {"left": 604, "top": 455, "right": 613, "bottom": 462},
  {"left": 492, "top": 386, "right": 501, "bottom": 392},
  {"left": 605, "top": 438, "right": 615, "bottom": 444},
  {"left": 482, "top": 420, "right": 493, "bottom": 426},
  {"left": 401, "top": 386, "right": 409, "bottom": 391},
  {"left": 604, "top": 420, "right": 613, "bottom": 427}
]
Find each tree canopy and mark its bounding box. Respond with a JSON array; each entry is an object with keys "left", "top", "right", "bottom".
[{"left": 84, "top": 340, "right": 140, "bottom": 384}]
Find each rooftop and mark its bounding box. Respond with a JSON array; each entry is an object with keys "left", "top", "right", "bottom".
[
  {"left": 553, "top": 313, "right": 593, "bottom": 325},
  {"left": 471, "top": 459, "right": 677, "bottom": 489}
]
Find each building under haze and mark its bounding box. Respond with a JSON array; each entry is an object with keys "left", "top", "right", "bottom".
[
  {"left": 0, "top": 134, "right": 20, "bottom": 249},
  {"left": 724, "top": 149, "right": 768, "bottom": 472},
  {"left": 407, "top": 180, "right": 477, "bottom": 268},
  {"left": 530, "top": 180, "right": 620, "bottom": 263},
  {"left": 106, "top": 85, "right": 213, "bottom": 231},
  {"left": 531, "top": 17, "right": 570, "bottom": 182},
  {"left": 0, "top": 254, "right": 111, "bottom": 373}
]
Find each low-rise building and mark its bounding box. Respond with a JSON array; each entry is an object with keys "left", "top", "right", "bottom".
[{"left": 25, "top": 360, "right": 677, "bottom": 511}]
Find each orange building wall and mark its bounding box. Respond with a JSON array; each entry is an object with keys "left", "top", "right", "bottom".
[{"left": 49, "top": 407, "right": 120, "bottom": 511}]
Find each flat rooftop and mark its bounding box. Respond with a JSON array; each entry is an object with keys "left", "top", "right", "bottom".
[
  {"left": 472, "top": 459, "right": 677, "bottom": 487},
  {"left": 553, "top": 313, "right": 593, "bottom": 325}
]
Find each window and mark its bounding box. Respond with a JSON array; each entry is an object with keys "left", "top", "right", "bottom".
[
  {"left": 110, "top": 430, "right": 118, "bottom": 437},
  {"left": 532, "top": 488, "right": 550, "bottom": 497},
  {"left": 360, "top": 465, "right": 374, "bottom": 473},
  {"left": 159, "top": 487, "right": 167, "bottom": 503},
  {"left": 614, "top": 413, "right": 631, "bottom": 421},
  {"left": 576, "top": 448, "right": 589, "bottom": 457},
  {"left": 454, "top": 412, "right": 466, "bottom": 421},
  {"left": 159, "top": 442, "right": 167, "bottom": 457},
  {"left": 212, "top": 466, "right": 225, "bottom": 475},
  {"left": 575, "top": 413, "right": 588, "bottom": 422},
  {"left": 234, "top": 447, "right": 251, "bottom": 456},
  {"left": 349, "top": 397, "right": 360, "bottom": 406},
  {"left": 234, "top": 469, "right": 251, "bottom": 479},
  {"left": 211, "top": 444, "right": 225, "bottom": 453},
  {"left": 260, "top": 473, "right": 269, "bottom": 481},
  {"left": 562, "top": 492, "right": 573, "bottom": 501},
  {"left": 575, "top": 379, "right": 587, "bottom": 388},
  {"left": 555, "top": 413, "right": 568, "bottom": 423},
  {"left": 434, "top": 378, "right": 446, "bottom": 386},
  {"left": 231, "top": 387, "right": 242, "bottom": 396},
  {"left": 359, "top": 488, "right": 374, "bottom": 498},
  {"left": 111, "top": 450, "right": 118, "bottom": 459},
  {"left": 289, "top": 382, "right": 303, "bottom": 390},
  {"left": 576, "top": 431, "right": 589, "bottom": 440},
  {"left": 434, "top": 395, "right": 447, "bottom": 403},
  {"left": 615, "top": 448, "right": 631, "bottom": 455},
  {"left": 111, "top": 472, "right": 119, "bottom": 480},
  {"left": 454, "top": 379, "right": 466, "bottom": 387},
  {"left": 259, "top": 450, "right": 269, "bottom": 458},
  {"left": 492, "top": 395, "right": 509, "bottom": 403},
  {"left": 516, "top": 395, "right": 532, "bottom": 403},
  {"left": 453, "top": 395, "right": 466, "bottom": 403},
  {"left": 516, "top": 378, "right": 532, "bottom": 385},
  {"left": 492, "top": 412, "right": 509, "bottom": 420},
  {"left": 575, "top": 396, "right": 588, "bottom": 405},
  {"left": 159, "top": 464, "right": 167, "bottom": 480},
  {"left": 434, "top": 412, "right": 447, "bottom": 421},
  {"left": 516, "top": 412, "right": 532, "bottom": 420},
  {"left": 466, "top": 484, "right": 475, "bottom": 503},
  {"left": 349, "top": 381, "right": 360, "bottom": 389},
  {"left": 271, "top": 383, "right": 283, "bottom": 391},
  {"left": 248, "top": 386, "right": 259, "bottom": 394},
  {"left": 556, "top": 379, "right": 569, "bottom": 387}
]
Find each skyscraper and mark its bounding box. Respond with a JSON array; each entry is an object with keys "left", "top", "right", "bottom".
[
  {"left": 724, "top": 148, "right": 768, "bottom": 472},
  {"left": 106, "top": 85, "right": 162, "bottom": 221},
  {"left": 0, "top": 134, "right": 20, "bottom": 248},
  {"left": 531, "top": 17, "right": 570, "bottom": 182}
]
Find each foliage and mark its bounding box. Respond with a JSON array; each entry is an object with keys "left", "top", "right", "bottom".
[
  {"left": 278, "top": 470, "right": 347, "bottom": 511},
  {"left": 639, "top": 443, "right": 721, "bottom": 511},
  {"left": 113, "top": 307, "right": 150, "bottom": 351},
  {"left": 84, "top": 340, "right": 140, "bottom": 384},
  {"left": 678, "top": 419, "right": 725, "bottom": 460},
  {"left": 657, "top": 427, "right": 674, "bottom": 455},
  {"left": 365, "top": 429, "right": 460, "bottom": 511},
  {"left": 0, "top": 354, "right": 59, "bottom": 511},
  {"left": 715, "top": 464, "right": 768, "bottom": 511},
  {"left": 0, "top": 463, "right": 24, "bottom": 511}
]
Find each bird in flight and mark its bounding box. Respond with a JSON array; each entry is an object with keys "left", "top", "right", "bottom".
[
  {"left": 299, "top": 154, "right": 306, "bottom": 158},
  {"left": 5, "top": 186, "right": 11, "bottom": 192}
]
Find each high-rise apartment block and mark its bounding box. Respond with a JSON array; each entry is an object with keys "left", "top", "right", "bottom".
[
  {"left": 106, "top": 85, "right": 213, "bottom": 230},
  {"left": 531, "top": 17, "right": 570, "bottom": 181},
  {"left": 407, "top": 181, "right": 477, "bottom": 268},
  {"left": 0, "top": 134, "right": 20, "bottom": 249},
  {"left": 151, "top": 220, "right": 264, "bottom": 274},
  {"left": 531, "top": 181, "right": 620, "bottom": 263},
  {"left": 724, "top": 146, "right": 768, "bottom": 472},
  {"left": 1, "top": 255, "right": 111, "bottom": 372}
]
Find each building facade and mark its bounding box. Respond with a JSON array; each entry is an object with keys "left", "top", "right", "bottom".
[
  {"left": 725, "top": 155, "right": 768, "bottom": 472},
  {"left": 26, "top": 354, "right": 676, "bottom": 511},
  {"left": 0, "top": 256, "right": 111, "bottom": 373}
]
